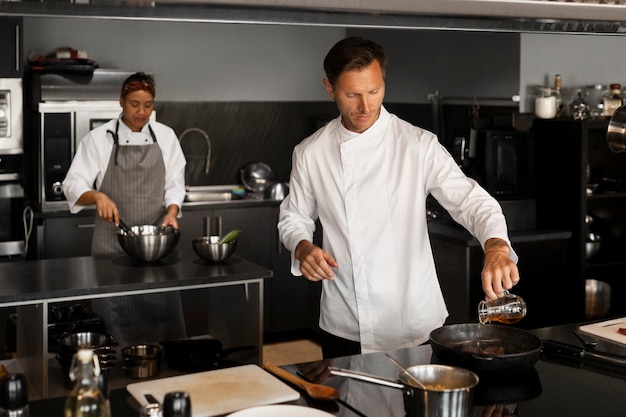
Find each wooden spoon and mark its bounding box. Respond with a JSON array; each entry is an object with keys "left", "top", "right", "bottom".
[{"left": 263, "top": 362, "right": 340, "bottom": 402}]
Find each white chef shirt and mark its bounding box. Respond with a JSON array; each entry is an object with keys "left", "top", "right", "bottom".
[
  {"left": 278, "top": 106, "right": 516, "bottom": 353},
  {"left": 62, "top": 116, "right": 186, "bottom": 214}
]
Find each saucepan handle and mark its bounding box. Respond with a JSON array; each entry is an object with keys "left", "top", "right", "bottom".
[{"left": 328, "top": 366, "right": 404, "bottom": 389}]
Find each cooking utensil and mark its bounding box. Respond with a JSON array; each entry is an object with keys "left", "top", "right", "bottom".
[
  {"left": 585, "top": 279, "right": 611, "bottom": 320},
  {"left": 145, "top": 393, "right": 160, "bottom": 405},
  {"left": 384, "top": 353, "right": 427, "bottom": 389},
  {"left": 329, "top": 364, "right": 478, "bottom": 417},
  {"left": 226, "top": 405, "right": 335, "bottom": 416},
  {"left": 429, "top": 323, "right": 542, "bottom": 374},
  {"left": 117, "top": 225, "right": 180, "bottom": 262},
  {"left": 573, "top": 330, "right": 598, "bottom": 350},
  {"left": 579, "top": 316, "right": 626, "bottom": 345},
  {"left": 240, "top": 162, "right": 275, "bottom": 193},
  {"left": 122, "top": 344, "right": 163, "bottom": 379},
  {"left": 263, "top": 362, "right": 339, "bottom": 402},
  {"left": 159, "top": 336, "right": 254, "bottom": 372},
  {"left": 126, "top": 364, "right": 300, "bottom": 417},
  {"left": 263, "top": 182, "right": 289, "bottom": 201},
  {"left": 607, "top": 105, "right": 626, "bottom": 153},
  {"left": 192, "top": 236, "right": 237, "bottom": 263},
  {"left": 118, "top": 218, "right": 136, "bottom": 237},
  {"left": 541, "top": 339, "right": 626, "bottom": 370}
]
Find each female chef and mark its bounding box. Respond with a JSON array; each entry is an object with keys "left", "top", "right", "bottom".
[{"left": 63, "top": 72, "right": 187, "bottom": 347}]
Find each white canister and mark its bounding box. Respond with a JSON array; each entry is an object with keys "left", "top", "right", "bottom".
[{"left": 535, "top": 96, "right": 557, "bottom": 119}]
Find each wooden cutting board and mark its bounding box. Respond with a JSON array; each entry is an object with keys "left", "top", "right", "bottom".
[
  {"left": 579, "top": 317, "right": 626, "bottom": 345},
  {"left": 127, "top": 365, "right": 300, "bottom": 417}
]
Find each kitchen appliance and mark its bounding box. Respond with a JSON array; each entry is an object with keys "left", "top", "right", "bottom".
[
  {"left": 453, "top": 128, "right": 535, "bottom": 200},
  {"left": 0, "top": 79, "right": 22, "bottom": 153},
  {"left": 24, "top": 70, "right": 154, "bottom": 212},
  {"left": 0, "top": 78, "right": 25, "bottom": 258}
]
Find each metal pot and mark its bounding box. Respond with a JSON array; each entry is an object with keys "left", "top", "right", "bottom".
[
  {"left": 122, "top": 344, "right": 163, "bottom": 379},
  {"left": 330, "top": 364, "right": 478, "bottom": 417},
  {"left": 607, "top": 105, "right": 626, "bottom": 153},
  {"left": 429, "top": 324, "right": 542, "bottom": 374},
  {"left": 264, "top": 182, "right": 289, "bottom": 201},
  {"left": 240, "top": 162, "right": 274, "bottom": 193}
]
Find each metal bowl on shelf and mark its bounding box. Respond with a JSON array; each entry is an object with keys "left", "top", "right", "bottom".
[
  {"left": 585, "top": 279, "right": 611, "bottom": 319},
  {"left": 117, "top": 225, "right": 180, "bottom": 262},
  {"left": 192, "top": 236, "right": 237, "bottom": 263},
  {"left": 585, "top": 233, "right": 601, "bottom": 259}
]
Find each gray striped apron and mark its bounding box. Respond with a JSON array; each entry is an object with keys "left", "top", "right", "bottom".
[{"left": 91, "top": 120, "right": 186, "bottom": 348}]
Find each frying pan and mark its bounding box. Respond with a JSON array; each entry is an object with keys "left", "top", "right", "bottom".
[{"left": 429, "top": 324, "right": 542, "bottom": 374}]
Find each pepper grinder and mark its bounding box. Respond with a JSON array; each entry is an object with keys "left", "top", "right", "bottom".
[
  {"left": 162, "top": 392, "right": 191, "bottom": 417},
  {"left": 0, "top": 374, "right": 29, "bottom": 417}
]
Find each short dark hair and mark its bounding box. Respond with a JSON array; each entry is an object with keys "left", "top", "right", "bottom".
[
  {"left": 323, "top": 37, "right": 387, "bottom": 86},
  {"left": 121, "top": 72, "right": 156, "bottom": 98}
]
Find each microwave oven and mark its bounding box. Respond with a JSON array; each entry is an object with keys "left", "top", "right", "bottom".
[
  {"left": 453, "top": 129, "right": 535, "bottom": 200},
  {"left": 33, "top": 101, "right": 155, "bottom": 212}
]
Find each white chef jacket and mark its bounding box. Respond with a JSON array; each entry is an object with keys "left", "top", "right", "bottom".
[
  {"left": 278, "top": 106, "right": 516, "bottom": 353},
  {"left": 63, "top": 116, "right": 186, "bottom": 214}
]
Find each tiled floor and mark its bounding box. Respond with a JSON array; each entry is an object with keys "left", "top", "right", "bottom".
[{"left": 263, "top": 339, "right": 323, "bottom": 366}]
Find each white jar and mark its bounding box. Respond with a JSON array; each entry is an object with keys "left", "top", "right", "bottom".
[{"left": 535, "top": 96, "right": 557, "bottom": 119}]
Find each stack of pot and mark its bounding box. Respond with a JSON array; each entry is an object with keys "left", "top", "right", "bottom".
[{"left": 56, "top": 332, "right": 117, "bottom": 389}]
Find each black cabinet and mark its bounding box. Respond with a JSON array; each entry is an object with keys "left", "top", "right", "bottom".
[
  {"left": 178, "top": 204, "right": 320, "bottom": 336},
  {"left": 534, "top": 119, "right": 626, "bottom": 319},
  {"left": 431, "top": 225, "right": 571, "bottom": 330},
  {"left": 0, "top": 17, "right": 23, "bottom": 77},
  {"left": 37, "top": 215, "right": 95, "bottom": 259}
]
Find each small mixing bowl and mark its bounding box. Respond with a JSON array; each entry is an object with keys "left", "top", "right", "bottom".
[
  {"left": 117, "top": 225, "right": 180, "bottom": 262},
  {"left": 192, "top": 236, "right": 237, "bottom": 262}
]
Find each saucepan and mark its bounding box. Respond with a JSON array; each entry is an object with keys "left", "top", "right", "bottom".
[
  {"left": 329, "top": 364, "right": 478, "bottom": 417},
  {"left": 429, "top": 324, "right": 543, "bottom": 374}
]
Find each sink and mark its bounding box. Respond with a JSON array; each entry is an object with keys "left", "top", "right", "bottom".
[{"left": 184, "top": 185, "right": 244, "bottom": 202}]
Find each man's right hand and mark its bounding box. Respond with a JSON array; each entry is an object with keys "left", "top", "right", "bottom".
[{"left": 294, "top": 240, "right": 338, "bottom": 282}]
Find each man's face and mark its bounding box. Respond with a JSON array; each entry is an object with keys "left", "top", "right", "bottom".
[
  {"left": 324, "top": 60, "right": 385, "bottom": 134},
  {"left": 120, "top": 89, "right": 155, "bottom": 132}
]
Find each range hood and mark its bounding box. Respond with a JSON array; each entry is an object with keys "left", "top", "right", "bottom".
[{"left": 2, "top": 0, "right": 626, "bottom": 34}]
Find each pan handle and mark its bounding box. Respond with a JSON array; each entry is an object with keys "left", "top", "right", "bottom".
[{"left": 328, "top": 366, "right": 404, "bottom": 389}]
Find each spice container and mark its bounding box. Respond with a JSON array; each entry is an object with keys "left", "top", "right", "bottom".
[{"left": 602, "top": 83, "right": 623, "bottom": 116}]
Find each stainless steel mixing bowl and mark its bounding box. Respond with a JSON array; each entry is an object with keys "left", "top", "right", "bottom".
[
  {"left": 117, "top": 225, "right": 180, "bottom": 262},
  {"left": 192, "top": 236, "right": 237, "bottom": 262}
]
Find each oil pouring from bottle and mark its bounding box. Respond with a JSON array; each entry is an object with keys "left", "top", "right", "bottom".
[{"left": 478, "top": 291, "right": 527, "bottom": 325}]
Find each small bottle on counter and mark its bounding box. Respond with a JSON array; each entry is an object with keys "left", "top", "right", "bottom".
[
  {"left": 162, "top": 392, "right": 191, "bottom": 417},
  {"left": 64, "top": 349, "right": 108, "bottom": 417},
  {"left": 95, "top": 372, "right": 110, "bottom": 417},
  {"left": 553, "top": 74, "right": 563, "bottom": 117},
  {"left": 602, "top": 83, "right": 624, "bottom": 116},
  {"left": 0, "top": 374, "right": 29, "bottom": 417}
]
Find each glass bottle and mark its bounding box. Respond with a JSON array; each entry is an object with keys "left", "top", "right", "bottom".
[
  {"left": 571, "top": 90, "right": 591, "bottom": 121},
  {"left": 553, "top": 74, "right": 563, "bottom": 117},
  {"left": 602, "top": 83, "right": 623, "bottom": 116},
  {"left": 64, "top": 349, "right": 108, "bottom": 417},
  {"left": 0, "top": 374, "right": 29, "bottom": 417}
]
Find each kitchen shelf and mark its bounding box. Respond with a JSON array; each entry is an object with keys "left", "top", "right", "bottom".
[
  {"left": 534, "top": 117, "right": 626, "bottom": 320},
  {"left": 587, "top": 192, "right": 626, "bottom": 200}
]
